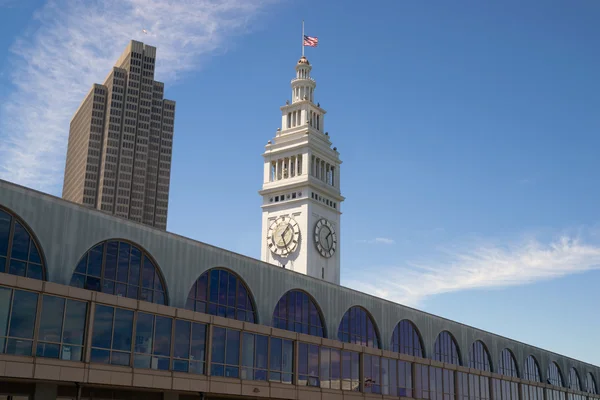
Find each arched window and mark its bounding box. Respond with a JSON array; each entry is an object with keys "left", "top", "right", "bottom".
[
  {"left": 433, "top": 331, "right": 460, "bottom": 365},
  {"left": 390, "top": 319, "right": 424, "bottom": 357},
  {"left": 70, "top": 240, "right": 166, "bottom": 304},
  {"left": 548, "top": 362, "right": 564, "bottom": 387},
  {"left": 337, "top": 306, "right": 380, "bottom": 348},
  {"left": 586, "top": 372, "right": 597, "bottom": 394},
  {"left": 185, "top": 268, "right": 256, "bottom": 323},
  {"left": 569, "top": 368, "right": 581, "bottom": 391},
  {"left": 469, "top": 340, "right": 491, "bottom": 371},
  {"left": 524, "top": 355, "right": 541, "bottom": 382},
  {"left": 272, "top": 290, "right": 325, "bottom": 337},
  {"left": 0, "top": 207, "right": 46, "bottom": 280},
  {"left": 498, "top": 348, "right": 519, "bottom": 377}
]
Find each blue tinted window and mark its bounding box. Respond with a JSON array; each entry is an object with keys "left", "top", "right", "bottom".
[
  {"left": 433, "top": 331, "right": 461, "bottom": 365},
  {"left": 298, "top": 343, "right": 320, "bottom": 387},
  {"left": 70, "top": 240, "right": 167, "bottom": 305},
  {"left": 91, "top": 305, "right": 133, "bottom": 366},
  {"left": 186, "top": 269, "right": 256, "bottom": 323},
  {"left": 273, "top": 290, "right": 325, "bottom": 337},
  {"left": 211, "top": 327, "right": 240, "bottom": 378},
  {"left": 524, "top": 355, "right": 542, "bottom": 382},
  {"left": 337, "top": 306, "right": 380, "bottom": 348},
  {"left": 569, "top": 368, "right": 581, "bottom": 391},
  {"left": 586, "top": 373, "right": 597, "bottom": 394},
  {"left": 172, "top": 320, "right": 207, "bottom": 374},
  {"left": 0, "top": 208, "right": 46, "bottom": 280},
  {"left": 548, "top": 362, "right": 564, "bottom": 387},
  {"left": 133, "top": 313, "right": 172, "bottom": 370},
  {"left": 37, "top": 295, "right": 87, "bottom": 361},
  {"left": 499, "top": 349, "right": 519, "bottom": 377},
  {"left": 241, "top": 332, "right": 267, "bottom": 381},
  {"left": 269, "top": 337, "right": 293, "bottom": 384},
  {"left": 469, "top": 340, "right": 491, "bottom": 371},
  {"left": 391, "top": 319, "right": 423, "bottom": 357},
  {"left": 0, "top": 287, "right": 38, "bottom": 356}
]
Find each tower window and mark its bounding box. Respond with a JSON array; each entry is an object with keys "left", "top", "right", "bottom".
[
  {"left": 322, "top": 268, "right": 324, "bottom": 279},
  {"left": 292, "top": 193, "right": 296, "bottom": 199}
]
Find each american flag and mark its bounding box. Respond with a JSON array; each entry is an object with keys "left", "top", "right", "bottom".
[{"left": 303, "top": 35, "right": 318, "bottom": 47}]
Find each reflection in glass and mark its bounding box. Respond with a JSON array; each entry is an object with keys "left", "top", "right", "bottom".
[
  {"left": 586, "top": 372, "right": 597, "bottom": 394},
  {"left": 91, "top": 305, "right": 133, "bottom": 366},
  {"left": 391, "top": 319, "right": 423, "bottom": 357},
  {"left": 273, "top": 290, "right": 325, "bottom": 337},
  {"left": 569, "top": 368, "right": 581, "bottom": 391},
  {"left": 548, "top": 362, "right": 564, "bottom": 387},
  {"left": 69, "top": 240, "right": 166, "bottom": 304},
  {"left": 37, "top": 295, "right": 87, "bottom": 361},
  {"left": 469, "top": 340, "right": 491, "bottom": 372},
  {"left": 433, "top": 331, "right": 460, "bottom": 365},
  {"left": 499, "top": 349, "right": 519, "bottom": 377},
  {"left": 0, "top": 208, "right": 45, "bottom": 280},
  {"left": 211, "top": 327, "right": 240, "bottom": 378},
  {"left": 186, "top": 269, "right": 256, "bottom": 322},
  {"left": 524, "top": 356, "right": 542, "bottom": 382},
  {"left": 0, "top": 288, "right": 38, "bottom": 356},
  {"left": 337, "top": 306, "right": 379, "bottom": 348}
]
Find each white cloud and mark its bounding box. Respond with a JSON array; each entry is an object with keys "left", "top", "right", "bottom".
[
  {"left": 356, "top": 237, "right": 396, "bottom": 245},
  {"left": 345, "top": 232, "right": 600, "bottom": 307},
  {"left": 0, "top": 0, "right": 276, "bottom": 193}
]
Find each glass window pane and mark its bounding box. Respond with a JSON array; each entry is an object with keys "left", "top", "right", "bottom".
[
  {"left": 225, "top": 329, "right": 240, "bottom": 366},
  {"left": 27, "top": 263, "right": 43, "bottom": 280},
  {"left": 39, "top": 295, "right": 65, "bottom": 343},
  {"left": 29, "top": 243, "right": 42, "bottom": 264},
  {"left": 9, "top": 290, "right": 38, "bottom": 339},
  {"left": 63, "top": 300, "right": 87, "bottom": 345},
  {"left": 92, "top": 305, "right": 114, "bottom": 348},
  {"left": 135, "top": 313, "right": 154, "bottom": 354},
  {"left": 129, "top": 248, "right": 141, "bottom": 285},
  {"left": 11, "top": 223, "right": 30, "bottom": 260},
  {"left": 212, "top": 327, "right": 226, "bottom": 364},
  {"left": 242, "top": 333, "right": 255, "bottom": 368},
  {"left": 9, "top": 260, "right": 26, "bottom": 276},
  {"left": 141, "top": 256, "right": 155, "bottom": 288},
  {"left": 191, "top": 323, "right": 206, "bottom": 361},
  {"left": 0, "top": 211, "right": 11, "bottom": 256},
  {"left": 117, "top": 242, "right": 130, "bottom": 283},
  {"left": 0, "top": 287, "right": 12, "bottom": 347},
  {"left": 270, "top": 338, "right": 282, "bottom": 372},
  {"left": 153, "top": 316, "right": 172, "bottom": 357},
  {"left": 87, "top": 245, "right": 103, "bottom": 277},
  {"left": 112, "top": 308, "right": 133, "bottom": 351},
  {"left": 174, "top": 319, "right": 191, "bottom": 359},
  {"left": 256, "top": 335, "right": 268, "bottom": 369}
]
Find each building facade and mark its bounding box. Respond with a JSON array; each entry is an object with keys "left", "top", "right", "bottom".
[
  {"left": 62, "top": 40, "right": 175, "bottom": 230},
  {"left": 260, "top": 56, "right": 343, "bottom": 285},
  {"left": 1, "top": 178, "right": 599, "bottom": 400}
]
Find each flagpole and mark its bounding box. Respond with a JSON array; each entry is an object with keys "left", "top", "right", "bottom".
[{"left": 302, "top": 20, "right": 305, "bottom": 56}]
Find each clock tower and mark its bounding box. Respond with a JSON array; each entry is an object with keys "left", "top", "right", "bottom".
[{"left": 259, "top": 55, "right": 344, "bottom": 284}]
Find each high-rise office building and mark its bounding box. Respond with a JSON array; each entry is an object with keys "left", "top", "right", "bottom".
[{"left": 62, "top": 40, "right": 175, "bottom": 230}]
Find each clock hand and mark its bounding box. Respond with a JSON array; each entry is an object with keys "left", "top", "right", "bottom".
[{"left": 325, "top": 232, "right": 332, "bottom": 248}]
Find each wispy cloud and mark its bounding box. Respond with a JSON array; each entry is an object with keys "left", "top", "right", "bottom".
[
  {"left": 356, "top": 237, "right": 396, "bottom": 245},
  {"left": 0, "top": 0, "right": 276, "bottom": 193},
  {"left": 345, "top": 232, "right": 600, "bottom": 307}
]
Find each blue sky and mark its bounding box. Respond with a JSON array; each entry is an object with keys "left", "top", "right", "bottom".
[{"left": 1, "top": 0, "right": 600, "bottom": 365}]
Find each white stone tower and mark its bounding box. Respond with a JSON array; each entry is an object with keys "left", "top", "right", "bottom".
[{"left": 259, "top": 55, "right": 344, "bottom": 284}]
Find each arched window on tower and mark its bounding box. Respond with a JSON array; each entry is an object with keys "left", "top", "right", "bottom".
[
  {"left": 433, "top": 331, "right": 461, "bottom": 365},
  {"left": 287, "top": 112, "right": 291, "bottom": 128},
  {"left": 569, "top": 368, "right": 582, "bottom": 391},
  {"left": 548, "top": 362, "right": 564, "bottom": 387},
  {"left": 498, "top": 349, "right": 519, "bottom": 377},
  {"left": 0, "top": 206, "right": 46, "bottom": 280},
  {"left": 317, "top": 115, "right": 320, "bottom": 130},
  {"left": 390, "top": 319, "right": 424, "bottom": 357},
  {"left": 272, "top": 290, "right": 325, "bottom": 337},
  {"left": 469, "top": 340, "right": 491, "bottom": 371},
  {"left": 524, "top": 355, "right": 542, "bottom": 382},
  {"left": 586, "top": 372, "right": 598, "bottom": 394},
  {"left": 185, "top": 268, "right": 256, "bottom": 323},
  {"left": 337, "top": 306, "right": 380, "bottom": 348},
  {"left": 70, "top": 240, "right": 167, "bottom": 304}
]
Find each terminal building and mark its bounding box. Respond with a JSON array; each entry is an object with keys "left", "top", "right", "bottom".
[{"left": 0, "top": 54, "right": 599, "bottom": 400}]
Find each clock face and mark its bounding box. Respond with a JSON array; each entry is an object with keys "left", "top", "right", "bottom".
[
  {"left": 314, "top": 218, "right": 337, "bottom": 258},
  {"left": 267, "top": 216, "right": 300, "bottom": 256}
]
